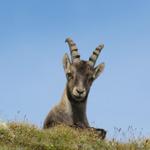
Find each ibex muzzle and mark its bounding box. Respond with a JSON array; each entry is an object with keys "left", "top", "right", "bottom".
[{"left": 43, "top": 38, "right": 106, "bottom": 139}]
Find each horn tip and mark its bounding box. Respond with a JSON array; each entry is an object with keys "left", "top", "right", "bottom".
[
  {"left": 100, "top": 44, "right": 104, "bottom": 49},
  {"left": 65, "top": 37, "right": 72, "bottom": 43}
]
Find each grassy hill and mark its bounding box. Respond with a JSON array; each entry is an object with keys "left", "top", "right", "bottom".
[{"left": 0, "top": 122, "right": 150, "bottom": 150}]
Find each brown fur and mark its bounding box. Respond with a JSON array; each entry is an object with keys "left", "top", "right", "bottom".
[{"left": 43, "top": 39, "right": 106, "bottom": 139}]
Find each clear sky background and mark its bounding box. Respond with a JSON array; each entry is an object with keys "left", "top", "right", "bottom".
[{"left": 0, "top": 0, "right": 150, "bottom": 140}]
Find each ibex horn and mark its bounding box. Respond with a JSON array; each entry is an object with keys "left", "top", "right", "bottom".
[
  {"left": 88, "top": 44, "right": 104, "bottom": 67},
  {"left": 65, "top": 38, "right": 80, "bottom": 63}
]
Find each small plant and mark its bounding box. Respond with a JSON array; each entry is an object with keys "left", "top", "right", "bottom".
[{"left": 0, "top": 122, "right": 150, "bottom": 150}]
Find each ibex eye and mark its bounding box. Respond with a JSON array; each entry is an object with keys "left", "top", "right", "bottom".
[
  {"left": 67, "top": 73, "right": 73, "bottom": 80},
  {"left": 88, "top": 77, "right": 93, "bottom": 82}
]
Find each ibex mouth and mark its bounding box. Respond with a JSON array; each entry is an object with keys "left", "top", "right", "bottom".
[
  {"left": 72, "top": 87, "right": 86, "bottom": 100},
  {"left": 72, "top": 94, "right": 86, "bottom": 101}
]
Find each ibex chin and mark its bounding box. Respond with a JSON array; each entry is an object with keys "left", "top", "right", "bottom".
[{"left": 43, "top": 38, "right": 106, "bottom": 139}]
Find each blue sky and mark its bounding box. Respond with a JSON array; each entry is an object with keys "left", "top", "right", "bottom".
[{"left": 0, "top": 0, "right": 150, "bottom": 139}]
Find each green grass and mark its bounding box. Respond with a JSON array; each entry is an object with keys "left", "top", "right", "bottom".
[{"left": 0, "top": 122, "right": 150, "bottom": 150}]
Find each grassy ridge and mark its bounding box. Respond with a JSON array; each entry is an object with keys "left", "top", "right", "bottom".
[{"left": 0, "top": 122, "right": 150, "bottom": 150}]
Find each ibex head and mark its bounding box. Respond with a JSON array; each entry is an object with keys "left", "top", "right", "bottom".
[{"left": 63, "top": 38, "right": 105, "bottom": 102}]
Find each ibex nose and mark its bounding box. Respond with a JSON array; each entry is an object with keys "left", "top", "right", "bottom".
[{"left": 76, "top": 88, "right": 85, "bottom": 95}]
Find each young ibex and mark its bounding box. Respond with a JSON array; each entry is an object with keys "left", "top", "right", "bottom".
[{"left": 43, "top": 38, "right": 106, "bottom": 139}]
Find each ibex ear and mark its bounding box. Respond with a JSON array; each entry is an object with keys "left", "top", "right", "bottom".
[
  {"left": 63, "top": 53, "right": 71, "bottom": 74},
  {"left": 93, "top": 63, "right": 105, "bottom": 80}
]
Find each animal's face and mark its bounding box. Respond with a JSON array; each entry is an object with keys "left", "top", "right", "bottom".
[
  {"left": 63, "top": 37, "right": 105, "bottom": 102},
  {"left": 66, "top": 61, "right": 93, "bottom": 101},
  {"left": 63, "top": 55, "right": 104, "bottom": 102}
]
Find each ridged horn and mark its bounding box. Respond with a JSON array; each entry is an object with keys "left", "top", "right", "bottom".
[
  {"left": 65, "top": 38, "right": 80, "bottom": 63},
  {"left": 88, "top": 44, "right": 104, "bottom": 67}
]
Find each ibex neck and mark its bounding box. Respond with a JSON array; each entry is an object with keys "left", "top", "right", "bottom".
[{"left": 64, "top": 86, "right": 89, "bottom": 127}]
